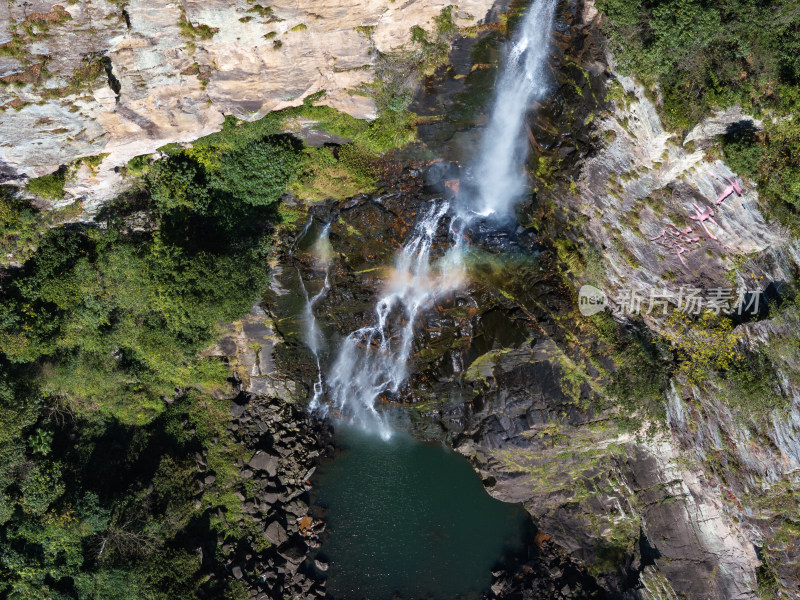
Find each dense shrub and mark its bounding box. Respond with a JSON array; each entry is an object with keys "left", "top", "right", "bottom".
[
  {"left": 597, "top": 0, "right": 800, "bottom": 230},
  {"left": 150, "top": 131, "right": 302, "bottom": 222},
  {"left": 597, "top": 0, "right": 800, "bottom": 130},
  {"left": 0, "top": 224, "right": 269, "bottom": 423}
]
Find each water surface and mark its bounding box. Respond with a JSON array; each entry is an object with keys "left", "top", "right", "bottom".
[{"left": 310, "top": 427, "right": 530, "bottom": 600}]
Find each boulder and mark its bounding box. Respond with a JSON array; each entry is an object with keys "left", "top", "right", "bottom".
[
  {"left": 314, "top": 558, "right": 329, "bottom": 572},
  {"left": 422, "top": 160, "right": 460, "bottom": 194},
  {"left": 265, "top": 521, "right": 289, "bottom": 546},
  {"left": 285, "top": 499, "right": 308, "bottom": 517},
  {"left": 262, "top": 491, "right": 280, "bottom": 505},
  {"left": 249, "top": 451, "right": 279, "bottom": 477},
  {"left": 278, "top": 540, "right": 308, "bottom": 573},
  {"left": 230, "top": 402, "right": 247, "bottom": 419}
]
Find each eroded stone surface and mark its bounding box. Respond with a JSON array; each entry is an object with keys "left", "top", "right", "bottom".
[{"left": 0, "top": 0, "right": 499, "bottom": 212}]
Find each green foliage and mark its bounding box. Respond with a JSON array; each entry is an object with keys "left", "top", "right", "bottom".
[
  {"left": 0, "top": 190, "right": 41, "bottom": 266},
  {"left": 0, "top": 384, "right": 263, "bottom": 599},
  {"left": 73, "top": 568, "right": 149, "bottom": 600},
  {"left": 0, "top": 224, "right": 269, "bottom": 423},
  {"left": 756, "top": 555, "right": 781, "bottom": 600},
  {"left": 589, "top": 311, "right": 670, "bottom": 425},
  {"left": 721, "top": 117, "right": 800, "bottom": 232},
  {"left": 225, "top": 580, "right": 249, "bottom": 600},
  {"left": 74, "top": 153, "right": 110, "bottom": 173},
  {"left": 25, "top": 166, "right": 67, "bottom": 200},
  {"left": 726, "top": 350, "right": 787, "bottom": 415},
  {"left": 406, "top": 6, "right": 459, "bottom": 75},
  {"left": 290, "top": 144, "right": 379, "bottom": 200},
  {"left": 755, "top": 117, "right": 800, "bottom": 228},
  {"left": 125, "top": 154, "right": 153, "bottom": 178},
  {"left": 597, "top": 0, "right": 800, "bottom": 131},
  {"left": 2, "top": 148, "right": 274, "bottom": 424},
  {"left": 0, "top": 70, "right": 328, "bottom": 597},
  {"left": 664, "top": 311, "right": 740, "bottom": 384},
  {"left": 722, "top": 128, "right": 762, "bottom": 177},
  {"left": 40, "top": 55, "right": 109, "bottom": 100},
  {"left": 18, "top": 463, "right": 65, "bottom": 516},
  {"left": 178, "top": 8, "right": 218, "bottom": 40},
  {"left": 28, "top": 428, "right": 52, "bottom": 455},
  {"left": 150, "top": 131, "right": 302, "bottom": 222},
  {"left": 247, "top": 4, "right": 274, "bottom": 19},
  {"left": 141, "top": 549, "right": 202, "bottom": 599}
]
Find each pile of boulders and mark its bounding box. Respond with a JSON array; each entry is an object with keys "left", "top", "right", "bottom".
[{"left": 204, "top": 392, "right": 332, "bottom": 600}]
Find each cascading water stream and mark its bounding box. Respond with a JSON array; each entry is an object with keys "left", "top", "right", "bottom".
[
  {"left": 325, "top": 202, "right": 462, "bottom": 440},
  {"left": 298, "top": 223, "right": 332, "bottom": 411},
  {"left": 305, "top": 0, "right": 557, "bottom": 437},
  {"left": 468, "top": 0, "right": 558, "bottom": 218}
]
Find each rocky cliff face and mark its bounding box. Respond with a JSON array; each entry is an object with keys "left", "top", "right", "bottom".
[
  {"left": 0, "top": 0, "right": 499, "bottom": 210},
  {"left": 251, "top": 0, "right": 800, "bottom": 598},
  {"left": 451, "top": 0, "right": 800, "bottom": 598}
]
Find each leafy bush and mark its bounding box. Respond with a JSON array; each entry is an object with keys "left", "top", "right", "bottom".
[
  {"left": 727, "top": 350, "right": 786, "bottom": 415},
  {"left": 0, "top": 214, "right": 269, "bottom": 423},
  {"left": 757, "top": 117, "right": 800, "bottom": 210},
  {"left": 722, "top": 127, "right": 762, "bottom": 177},
  {"left": 150, "top": 132, "right": 302, "bottom": 222},
  {"left": 721, "top": 117, "right": 800, "bottom": 231},
  {"left": 589, "top": 311, "right": 670, "bottom": 425},
  {"left": 597, "top": 0, "right": 800, "bottom": 130},
  {"left": 664, "top": 311, "right": 740, "bottom": 384}
]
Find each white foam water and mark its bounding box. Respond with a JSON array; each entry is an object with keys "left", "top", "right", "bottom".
[{"left": 324, "top": 202, "right": 462, "bottom": 439}]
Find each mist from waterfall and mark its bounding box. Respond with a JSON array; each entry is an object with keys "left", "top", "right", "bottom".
[
  {"left": 304, "top": 0, "right": 556, "bottom": 437},
  {"left": 467, "top": 0, "right": 557, "bottom": 218}
]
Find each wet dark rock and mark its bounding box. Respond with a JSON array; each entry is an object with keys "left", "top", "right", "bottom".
[{"left": 422, "top": 160, "right": 460, "bottom": 194}]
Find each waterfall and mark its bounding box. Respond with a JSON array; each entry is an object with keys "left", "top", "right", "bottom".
[
  {"left": 304, "top": 0, "right": 556, "bottom": 437},
  {"left": 300, "top": 223, "right": 332, "bottom": 411},
  {"left": 325, "top": 202, "right": 461, "bottom": 440},
  {"left": 468, "top": 0, "right": 557, "bottom": 218}
]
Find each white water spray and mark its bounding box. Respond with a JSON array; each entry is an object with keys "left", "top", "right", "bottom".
[
  {"left": 468, "top": 0, "right": 557, "bottom": 218},
  {"left": 305, "top": 0, "right": 557, "bottom": 437}
]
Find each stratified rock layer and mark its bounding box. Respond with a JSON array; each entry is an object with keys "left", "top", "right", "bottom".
[{"left": 0, "top": 0, "right": 499, "bottom": 209}]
